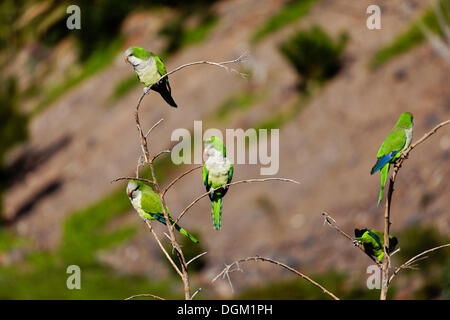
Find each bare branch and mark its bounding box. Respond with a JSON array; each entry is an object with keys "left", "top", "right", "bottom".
[
  {"left": 321, "top": 212, "right": 381, "bottom": 266},
  {"left": 152, "top": 149, "right": 171, "bottom": 162},
  {"left": 145, "top": 118, "right": 164, "bottom": 138},
  {"left": 389, "top": 243, "right": 450, "bottom": 284},
  {"left": 212, "top": 256, "right": 339, "bottom": 300},
  {"left": 163, "top": 165, "right": 203, "bottom": 196},
  {"left": 187, "top": 252, "right": 208, "bottom": 266},
  {"left": 145, "top": 220, "right": 183, "bottom": 278},
  {"left": 110, "top": 177, "right": 155, "bottom": 185},
  {"left": 191, "top": 288, "right": 202, "bottom": 300},
  {"left": 174, "top": 178, "right": 300, "bottom": 225},
  {"left": 125, "top": 293, "right": 165, "bottom": 300}
]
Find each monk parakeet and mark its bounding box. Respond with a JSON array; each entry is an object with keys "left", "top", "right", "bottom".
[
  {"left": 354, "top": 228, "right": 398, "bottom": 262},
  {"left": 371, "top": 112, "right": 413, "bottom": 205},
  {"left": 203, "top": 137, "right": 233, "bottom": 230},
  {"left": 127, "top": 179, "right": 198, "bottom": 243},
  {"left": 124, "top": 46, "right": 177, "bottom": 108}
]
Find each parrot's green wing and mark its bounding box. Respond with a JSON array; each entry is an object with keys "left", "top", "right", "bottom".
[
  {"left": 376, "top": 128, "right": 406, "bottom": 157},
  {"left": 203, "top": 165, "right": 211, "bottom": 189},
  {"left": 153, "top": 54, "right": 167, "bottom": 76},
  {"left": 139, "top": 184, "right": 198, "bottom": 243},
  {"left": 140, "top": 186, "right": 164, "bottom": 214},
  {"left": 371, "top": 127, "right": 407, "bottom": 179},
  {"left": 227, "top": 163, "right": 234, "bottom": 184}
]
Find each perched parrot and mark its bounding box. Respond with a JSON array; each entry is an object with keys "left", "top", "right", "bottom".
[
  {"left": 124, "top": 46, "right": 177, "bottom": 108},
  {"left": 203, "top": 136, "right": 233, "bottom": 230},
  {"left": 127, "top": 179, "right": 198, "bottom": 243},
  {"left": 370, "top": 112, "right": 413, "bottom": 205},
  {"left": 354, "top": 228, "right": 398, "bottom": 262}
]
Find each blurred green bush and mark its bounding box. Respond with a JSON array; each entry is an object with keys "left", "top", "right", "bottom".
[
  {"left": 279, "top": 26, "right": 348, "bottom": 90},
  {"left": 0, "top": 76, "right": 28, "bottom": 218}
]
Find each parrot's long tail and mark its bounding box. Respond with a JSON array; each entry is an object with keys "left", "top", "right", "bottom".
[
  {"left": 378, "top": 164, "right": 389, "bottom": 205},
  {"left": 211, "top": 198, "right": 223, "bottom": 230},
  {"left": 152, "top": 78, "right": 177, "bottom": 108},
  {"left": 174, "top": 223, "right": 199, "bottom": 243}
]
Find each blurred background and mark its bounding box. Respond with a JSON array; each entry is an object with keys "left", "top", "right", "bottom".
[{"left": 0, "top": 0, "right": 449, "bottom": 299}]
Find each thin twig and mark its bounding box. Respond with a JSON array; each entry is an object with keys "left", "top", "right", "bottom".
[
  {"left": 110, "top": 177, "right": 155, "bottom": 185},
  {"left": 187, "top": 252, "right": 208, "bottom": 266},
  {"left": 153, "top": 53, "right": 249, "bottom": 87},
  {"left": 321, "top": 212, "right": 381, "bottom": 266},
  {"left": 163, "top": 165, "right": 203, "bottom": 196},
  {"left": 174, "top": 178, "right": 300, "bottom": 225},
  {"left": 152, "top": 149, "right": 171, "bottom": 162},
  {"left": 389, "top": 243, "right": 450, "bottom": 284},
  {"left": 125, "top": 293, "right": 165, "bottom": 300},
  {"left": 191, "top": 288, "right": 202, "bottom": 299},
  {"left": 145, "top": 118, "right": 164, "bottom": 138},
  {"left": 212, "top": 256, "right": 339, "bottom": 300},
  {"left": 145, "top": 220, "right": 183, "bottom": 278}
]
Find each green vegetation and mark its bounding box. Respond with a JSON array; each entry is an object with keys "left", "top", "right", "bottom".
[
  {"left": 33, "top": 38, "right": 124, "bottom": 114},
  {"left": 396, "top": 225, "right": 450, "bottom": 299},
  {"left": 214, "top": 90, "right": 264, "bottom": 121},
  {"left": 255, "top": 92, "right": 312, "bottom": 132},
  {"left": 0, "top": 76, "right": 28, "bottom": 219},
  {"left": 280, "top": 26, "right": 348, "bottom": 89},
  {"left": 251, "top": 0, "right": 319, "bottom": 43},
  {"left": 107, "top": 75, "right": 139, "bottom": 105},
  {"left": 371, "top": 0, "right": 450, "bottom": 69},
  {"left": 159, "top": 11, "right": 218, "bottom": 58},
  {"left": 0, "top": 184, "right": 181, "bottom": 299}
]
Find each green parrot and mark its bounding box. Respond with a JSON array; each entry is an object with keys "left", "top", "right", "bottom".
[
  {"left": 354, "top": 228, "right": 398, "bottom": 262},
  {"left": 124, "top": 46, "right": 177, "bottom": 108},
  {"left": 371, "top": 112, "right": 413, "bottom": 205},
  {"left": 127, "top": 179, "right": 198, "bottom": 243},
  {"left": 203, "top": 136, "right": 233, "bottom": 230}
]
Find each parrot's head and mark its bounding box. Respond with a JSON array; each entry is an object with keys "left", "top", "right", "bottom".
[
  {"left": 124, "top": 46, "right": 149, "bottom": 67},
  {"left": 397, "top": 112, "right": 413, "bottom": 129},
  {"left": 126, "top": 179, "right": 142, "bottom": 200},
  {"left": 203, "top": 136, "right": 226, "bottom": 159}
]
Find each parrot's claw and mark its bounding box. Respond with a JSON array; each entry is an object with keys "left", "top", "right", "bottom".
[
  {"left": 401, "top": 151, "right": 409, "bottom": 159},
  {"left": 143, "top": 86, "right": 150, "bottom": 95},
  {"left": 209, "top": 188, "right": 214, "bottom": 196},
  {"left": 353, "top": 240, "right": 361, "bottom": 247}
]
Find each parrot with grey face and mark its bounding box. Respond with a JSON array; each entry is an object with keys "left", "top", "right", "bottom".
[
  {"left": 124, "top": 46, "right": 177, "bottom": 108},
  {"left": 354, "top": 228, "right": 398, "bottom": 262},
  {"left": 371, "top": 112, "right": 413, "bottom": 205},
  {"left": 203, "top": 136, "right": 233, "bottom": 230},
  {"left": 127, "top": 179, "right": 198, "bottom": 243}
]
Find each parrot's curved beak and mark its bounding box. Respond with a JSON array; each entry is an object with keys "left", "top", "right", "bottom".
[
  {"left": 127, "top": 190, "right": 132, "bottom": 198},
  {"left": 124, "top": 57, "right": 129, "bottom": 63}
]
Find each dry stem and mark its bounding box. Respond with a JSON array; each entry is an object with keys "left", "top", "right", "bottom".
[{"left": 212, "top": 256, "right": 339, "bottom": 300}]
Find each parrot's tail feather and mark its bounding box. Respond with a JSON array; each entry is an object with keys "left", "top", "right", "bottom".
[
  {"left": 174, "top": 223, "right": 199, "bottom": 243},
  {"left": 377, "top": 164, "right": 389, "bottom": 205},
  {"left": 152, "top": 79, "right": 177, "bottom": 108},
  {"left": 211, "top": 199, "right": 223, "bottom": 230}
]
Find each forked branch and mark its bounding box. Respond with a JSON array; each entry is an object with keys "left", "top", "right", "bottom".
[{"left": 212, "top": 256, "right": 339, "bottom": 300}]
